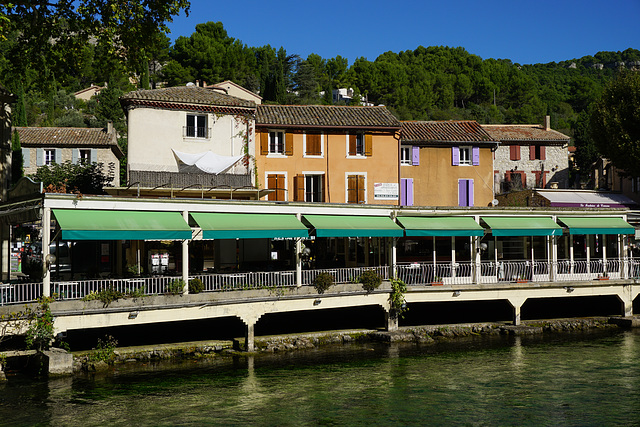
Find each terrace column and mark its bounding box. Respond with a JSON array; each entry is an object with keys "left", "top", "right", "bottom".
[
  {"left": 473, "top": 236, "right": 481, "bottom": 284},
  {"left": 182, "top": 210, "right": 189, "bottom": 294},
  {"left": 0, "top": 223, "right": 9, "bottom": 281},
  {"left": 569, "top": 235, "right": 575, "bottom": 275},
  {"left": 508, "top": 297, "right": 526, "bottom": 326},
  {"left": 586, "top": 235, "right": 591, "bottom": 275},
  {"left": 296, "top": 214, "right": 302, "bottom": 287},
  {"left": 549, "top": 235, "right": 557, "bottom": 282},
  {"left": 602, "top": 234, "right": 607, "bottom": 276},
  {"left": 390, "top": 237, "right": 397, "bottom": 279},
  {"left": 42, "top": 207, "right": 51, "bottom": 297},
  {"left": 622, "top": 234, "right": 628, "bottom": 279}
]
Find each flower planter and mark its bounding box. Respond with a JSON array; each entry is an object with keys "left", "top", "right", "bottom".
[
  {"left": 431, "top": 282, "right": 444, "bottom": 286},
  {"left": 597, "top": 277, "right": 609, "bottom": 281},
  {"left": 514, "top": 280, "right": 528, "bottom": 283}
]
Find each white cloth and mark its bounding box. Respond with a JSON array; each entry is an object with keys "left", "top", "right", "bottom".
[{"left": 172, "top": 150, "right": 242, "bottom": 174}]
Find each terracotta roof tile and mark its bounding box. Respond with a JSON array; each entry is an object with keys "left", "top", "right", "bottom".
[
  {"left": 401, "top": 121, "right": 495, "bottom": 143},
  {"left": 256, "top": 105, "right": 401, "bottom": 129},
  {"left": 15, "top": 126, "right": 118, "bottom": 149},
  {"left": 482, "top": 124, "right": 570, "bottom": 142},
  {"left": 120, "top": 86, "right": 255, "bottom": 109}
]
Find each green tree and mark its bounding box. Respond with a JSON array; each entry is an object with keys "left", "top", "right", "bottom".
[
  {"left": 11, "top": 130, "right": 23, "bottom": 185},
  {"left": 31, "top": 161, "right": 114, "bottom": 195},
  {"left": 95, "top": 83, "right": 125, "bottom": 133},
  {"left": 590, "top": 72, "right": 640, "bottom": 176}
]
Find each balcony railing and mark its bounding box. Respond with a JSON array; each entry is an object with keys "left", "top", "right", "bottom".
[
  {"left": 183, "top": 126, "right": 211, "bottom": 139},
  {"left": 1, "top": 259, "right": 638, "bottom": 307},
  {"left": 128, "top": 170, "right": 252, "bottom": 189}
]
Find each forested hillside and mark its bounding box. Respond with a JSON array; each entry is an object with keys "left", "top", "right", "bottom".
[{"left": 1, "top": 20, "right": 638, "bottom": 175}]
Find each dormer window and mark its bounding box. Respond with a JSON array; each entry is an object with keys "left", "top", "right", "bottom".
[{"left": 185, "top": 114, "right": 208, "bottom": 138}]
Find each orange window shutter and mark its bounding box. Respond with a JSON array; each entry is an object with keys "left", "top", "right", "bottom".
[
  {"left": 285, "top": 132, "right": 294, "bottom": 156},
  {"left": 357, "top": 175, "right": 365, "bottom": 203},
  {"left": 294, "top": 175, "right": 305, "bottom": 201},
  {"left": 349, "top": 134, "right": 356, "bottom": 156},
  {"left": 540, "top": 145, "right": 546, "bottom": 160},
  {"left": 347, "top": 175, "right": 357, "bottom": 203},
  {"left": 364, "top": 134, "right": 373, "bottom": 156},
  {"left": 276, "top": 174, "right": 286, "bottom": 201},
  {"left": 260, "top": 132, "right": 269, "bottom": 156},
  {"left": 529, "top": 145, "right": 536, "bottom": 160}
]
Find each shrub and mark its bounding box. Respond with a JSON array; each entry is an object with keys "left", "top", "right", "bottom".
[
  {"left": 87, "top": 335, "right": 118, "bottom": 363},
  {"left": 166, "top": 279, "right": 185, "bottom": 295},
  {"left": 359, "top": 270, "right": 382, "bottom": 293},
  {"left": 189, "top": 278, "right": 204, "bottom": 294},
  {"left": 82, "top": 287, "right": 124, "bottom": 307},
  {"left": 313, "top": 272, "right": 335, "bottom": 294}
]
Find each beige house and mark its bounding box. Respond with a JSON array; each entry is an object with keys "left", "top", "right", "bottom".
[
  {"left": 15, "top": 124, "right": 123, "bottom": 186},
  {"left": 119, "top": 86, "right": 259, "bottom": 199},
  {"left": 73, "top": 84, "right": 105, "bottom": 101}
]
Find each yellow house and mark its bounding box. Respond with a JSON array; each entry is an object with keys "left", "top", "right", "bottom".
[
  {"left": 400, "top": 121, "right": 498, "bottom": 207},
  {"left": 256, "top": 105, "right": 401, "bottom": 205}
]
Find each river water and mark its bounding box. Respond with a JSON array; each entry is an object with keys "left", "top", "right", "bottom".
[{"left": 1, "top": 329, "right": 640, "bottom": 426}]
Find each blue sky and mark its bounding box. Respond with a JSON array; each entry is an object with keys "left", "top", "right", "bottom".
[{"left": 167, "top": 0, "right": 639, "bottom": 65}]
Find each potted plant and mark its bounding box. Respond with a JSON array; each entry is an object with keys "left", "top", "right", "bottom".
[
  {"left": 597, "top": 272, "right": 609, "bottom": 280},
  {"left": 431, "top": 276, "right": 444, "bottom": 286},
  {"left": 515, "top": 275, "right": 528, "bottom": 283}
]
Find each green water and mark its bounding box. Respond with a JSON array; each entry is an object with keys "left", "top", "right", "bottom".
[{"left": 2, "top": 330, "right": 640, "bottom": 426}]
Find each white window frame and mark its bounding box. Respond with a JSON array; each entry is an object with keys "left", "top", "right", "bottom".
[
  {"left": 459, "top": 146, "right": 472, "bottom": 165},
  {"left": 346, "top": 132, "right": 366, "bottom": 158},
  {"left": 345, "top": 171, "right": 367, "bottom": 204},
  {"left": 302, "top": 171, "right": 325, "bottom": 202},
  {"left": 79, "top": 149, "right": 91, "bottom": 164},
  {"left": 44, "top": 149, "right": 55, "bottom": 166},
  {"left": 268, "top": 130, "right": 286, "bottom": 156},
  {"left": 264, "top": 171, "right": 288, "bottom": 201},
  {"left": 400, "top": 146, "right": 411, "bottom": 166},
  {"left": 303, "top": 132, "right": 324, "bottom": 158},
  {"left": 185, "top": 113, "right": 209, "bottom": 139}
]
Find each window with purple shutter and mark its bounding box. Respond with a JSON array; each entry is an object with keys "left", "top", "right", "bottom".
[
  {"left": 452, "top": 146, "right": 460, "bottom": 165},
  {"left": 412, "top": 146, "right": 420, "bottom": 165},
  {"left": 472, "top": 146, "right": 480, "bottom": 165},
  {"left": 458, "top": 179, "right": 474, "bottom": 207},
  {"left": 400, "top": 178, "right": 414, "bottom": 206}
]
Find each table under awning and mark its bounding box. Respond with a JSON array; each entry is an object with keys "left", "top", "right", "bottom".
[
  {"left": 52, "top": 209, "right": 192, "bottom": 240},
  {"left": 190, "top": 212, "right": 308, "bottom": 239},
  {"left": 397, "top": 216, "right": 484, "bottom": 237},
  {"left": 482, "top": 216, "right": 562, "bottom": 237},
  {"left": 557, "top": 217, "right": 634, "bottom": 235},
  {"left": 302, "top": 215, "right": 403, "bottom": 238}
]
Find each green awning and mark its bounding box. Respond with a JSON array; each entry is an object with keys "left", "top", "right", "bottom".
[
  {"left": 397, "top": 216, "right": 484, "bottom": 237},
  {"left": 53, "top": 209, "right": 192, "bottom": 240},
  {"left": 558, "top": 217, "right": 634, "bottom": 235},
  {"left": 482, "top": 216, "right": 562, "bottom": 237},
  {"left": 190, "top": 213, "right": 308, "bottom": 239},
  {"left": 303, "top": 215, "right": 403, "bottom": 238}
]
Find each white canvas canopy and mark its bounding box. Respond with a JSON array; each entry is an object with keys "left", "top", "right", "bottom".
[{"left": 172, "top": 150, "right": 243, "bottom": 174}]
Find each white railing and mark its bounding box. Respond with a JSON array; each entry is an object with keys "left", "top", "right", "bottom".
[
  {"left": 194, "top": 270, "right": 297, "bottom": 292},
  {"left": 0, "top": 259, "right": 638, "bottom": 307},
  {"left": 302, "top": 265, "right": 389, "bottom": 286},
  {"left": 0, "top": 282, "right": 42, "bottom": 306}
]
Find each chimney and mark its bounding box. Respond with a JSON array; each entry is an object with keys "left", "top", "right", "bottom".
[
  {"left": 107, "top": 121, "right": 113, "bottom": 135},
  {"left": 544, "top": 115, "right": 551, "bottom": 131}
]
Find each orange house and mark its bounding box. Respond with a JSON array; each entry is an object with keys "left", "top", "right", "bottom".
[
  {"left": 400, "top": 121, "right": 498, "bottom": 207},
  {"left": 255, "top": 105, "right": 401, "bottom": 205}
]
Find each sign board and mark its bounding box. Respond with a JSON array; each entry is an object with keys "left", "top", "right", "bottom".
[{"left": 374, "top": 183, "right": 399, "bottom": 200}]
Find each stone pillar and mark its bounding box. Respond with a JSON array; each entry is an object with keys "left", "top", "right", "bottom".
[
  {"left": 385, "top": 309, "right": 399, "bottom": 331},
  {"left": 245, "top": 321, "right": 255, "bottom": 352},
  {"left": 42, "top": 207, "right": 51, "bottom": 297},
  {"left": 508, "top": 297, "right": 526, "bottom": 326},
  {"left": 619, "top": 286, "right": 634, "bottom": 317},
  {"left": 182, "top": 210, "right": 189, "bottom": 294}
]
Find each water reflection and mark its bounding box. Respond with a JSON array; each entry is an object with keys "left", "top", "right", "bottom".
[{"left": 2, "top": 330, "right": 640, "bottom": 425}]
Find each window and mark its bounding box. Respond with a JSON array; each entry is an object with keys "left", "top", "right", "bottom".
[
  {"left": 267, "top": 173, "right": 286, "bottom": 201},
  {"left": 269, "top": 131, "right": 285, "bottom": 154},
  {"left": 459, "top": 147, "right": 471, "bottom": 165},
  {"left": 305, "top": 175, "right": 323, "bottom": 202},
  {"left": 504, "top": 171, "right": 526, "bottom": 192},
  {"left": 185, "top": 114, "right": 207, "bottom": 138},
  {"left": 305, "top": 132, "right": 322, "bottom": 156},
  {"left": 347, "top": 174, "right": 366, "bottom": 204},
  {"left": 452, "top": 146, "right": 479, "bottom": 166},
  {"left": 79, "top": 149, "right": 91, "bottom": 164},
  {"left": 400, "top": 147, "right": 411, "bottom": 165},
  {"left": 44, "top": 149, "right": 55, "bottom": 166},
  {"left": 400, "top": 178, "right": 413, "bottom": 206},
  {"left": 529, "top": 145, "right": 546, "bottom": 160},
  {"left": 458, "top": 179, "right": 474, "bottom": 207},
  {"left": 348, "top": 132, "right": 372, "bottom": 157}
]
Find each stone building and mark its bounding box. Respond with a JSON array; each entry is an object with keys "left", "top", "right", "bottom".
[{"left": 483, "top": 116, "right": 570, "bottom": 194}]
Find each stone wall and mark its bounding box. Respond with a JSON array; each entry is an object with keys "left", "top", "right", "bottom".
[{"left": 495, "top": 144, "right": 569, "bottom": 193}]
